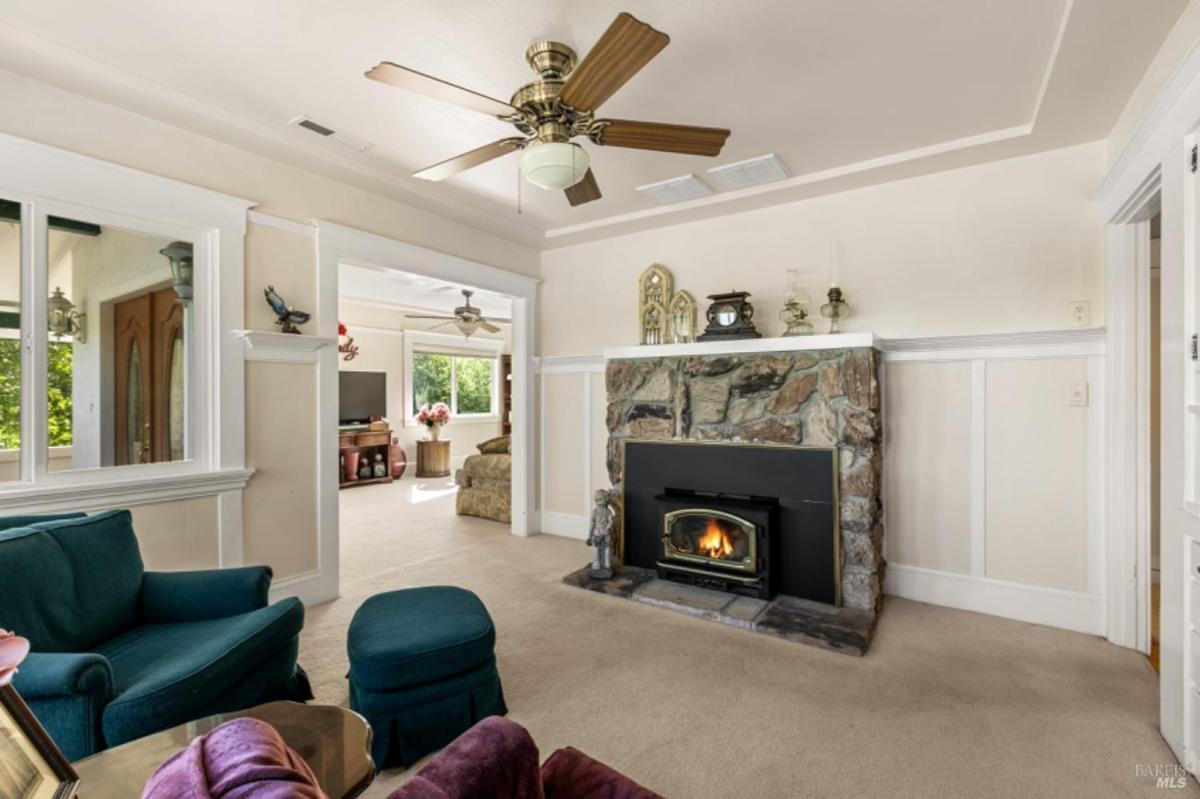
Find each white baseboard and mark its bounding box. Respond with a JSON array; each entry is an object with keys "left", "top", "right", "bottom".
[
  {"left": 885, "top": 563, "right": 1105, "bottom": 636},
  {"left": 538, "top": 510, "right": 589, "bottom": 540},
  {"left": 270, "top": 570, "right": 332, "bottom": 607}
]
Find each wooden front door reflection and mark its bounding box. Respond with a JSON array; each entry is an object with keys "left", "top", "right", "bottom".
[{"left": 114, "top": 287, "right": 184, "bottom": 465}]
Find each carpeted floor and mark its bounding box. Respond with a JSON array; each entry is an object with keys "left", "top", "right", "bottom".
[{"left": 304, "top": 478, "right": 1192, "bottom": 798}]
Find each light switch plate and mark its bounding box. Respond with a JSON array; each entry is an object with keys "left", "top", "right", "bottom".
[{"left": 1068, "top": 380, "right": 1089, "bottom": 407}]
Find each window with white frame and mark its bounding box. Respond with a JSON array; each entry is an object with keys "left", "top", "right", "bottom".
[
  {"left": 403, "top": 331, "right": 503, "bottom": 423},
  {"left": 0, "top": 133, "right": 250, "bottom": 504},
  {"left": 411, "top": 353, "right": 497, "bottom": 417}
]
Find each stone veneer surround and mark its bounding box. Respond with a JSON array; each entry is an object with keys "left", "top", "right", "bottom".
[{"left": 605, "top": 347, "right": 884, "bottom": 612}]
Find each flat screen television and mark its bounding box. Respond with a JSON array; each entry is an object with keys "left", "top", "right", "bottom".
[{"left": 339, "top": 371, "right": 386, "bottom": 425}]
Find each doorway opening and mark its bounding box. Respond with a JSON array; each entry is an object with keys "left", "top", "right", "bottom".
[{"left": 335, "top": 264, "right": 516, "bottom": 580}]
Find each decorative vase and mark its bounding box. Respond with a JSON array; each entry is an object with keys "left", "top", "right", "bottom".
[
  {"left": 343, "top": 450, "right": 360, "bottom": 482},
  {"left": 358, "top": 458, "right": 373, "bottom": 480},
  {"left": 390, "top": 439, "right": 407, "bottom": 479},
  {"left": 373, "top": 453, "right": 387, "bottom": 478},
  {"left": 428, "top": 425, "right": 441, "bottom": 442}
]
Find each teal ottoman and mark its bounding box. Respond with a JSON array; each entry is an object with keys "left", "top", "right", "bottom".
[{"left": 347, "top": 586, "right": 507, "bottom": 769}]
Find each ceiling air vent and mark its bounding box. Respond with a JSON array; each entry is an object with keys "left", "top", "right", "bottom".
[
  {"left": 635, "top": 174, "right": 713, "bottom": 205},
  {"left": 287, "top": 116, "right": 373, "bottom": 152},
  {"left": 706, "top": 153, "right": 790, "bottom": 191}
]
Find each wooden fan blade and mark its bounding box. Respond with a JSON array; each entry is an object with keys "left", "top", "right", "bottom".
[
  {"left": 428, "top": 320, "right": 457, "bottom": 330},
  {"left": 557, "top": 12, "right": 669, "bottom": 112},
  {"left": 479, "top": 322, "right": 502, "bottom": 334},
  {"left": 405, "top": 315, "right": 457, "bottom": 320},
  {"left": 413, "top": 138, "right": 526, "bottom": 181},
  {"left": 595, "top": 119, "right": 730, "bottom": 156},
  {"left": 365, "top": 62, "right": 519, "bottom": 118},
  {"left": 565, "top": 168, "right": 602, "bottom": 206}
]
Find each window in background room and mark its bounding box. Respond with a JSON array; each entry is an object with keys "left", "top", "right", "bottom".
[
  {"left": 0, "top": 199, "right": 19, "bottom": 483},
  {"left": 411, "top": 351, "right": 497, "bottom": 418},
  {"left": 455, "top": 356, "right": 494, "bottom": 414},
  {"left": 412, "top": 353, "right": 452, "bottom": 412}
]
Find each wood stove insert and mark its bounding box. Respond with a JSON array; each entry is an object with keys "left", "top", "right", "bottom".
[{"left": 655, "top": 490, "right": 778, "bottom": 599}]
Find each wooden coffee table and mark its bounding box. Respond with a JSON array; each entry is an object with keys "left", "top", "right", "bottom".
[{"left": 73, "top": 701, "right": 373, "bottom": 798}]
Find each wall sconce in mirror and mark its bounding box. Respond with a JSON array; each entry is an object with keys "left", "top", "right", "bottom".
[
  {"left": 47, "top": 287, "right": 86, "bottom": 343},
  {"left": 159, "top": 241, "right": 193, "bottom": 304}
]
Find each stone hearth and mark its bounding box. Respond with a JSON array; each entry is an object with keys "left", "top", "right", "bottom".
[
  {"left": 563, "top": 566, "right": 874, "bottom": 656},
  {"left": 604, "top": 344, "right": 884, "bottom": 614}
]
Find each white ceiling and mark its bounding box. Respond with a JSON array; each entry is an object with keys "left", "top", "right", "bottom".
[
  {"left": 339, "top": 263, "right": 512, "bottom": 319},
  {"left": 0, "top": 0, "right": 1186, "bottom": 248}
]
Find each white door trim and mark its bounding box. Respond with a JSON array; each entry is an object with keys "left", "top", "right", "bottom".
[
  {"left": 1096, "top": 37, "right": 1200, "bottom": 766},
  {"left": 312, "top": 221, "right": 539, "bottom": 605}
]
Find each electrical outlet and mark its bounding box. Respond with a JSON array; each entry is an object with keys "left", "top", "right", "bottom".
[
  {"left": 1068, "top": 380, "right": 1089, "bottom": 407},
  {"left": 1069, "top": 301, "right": 1091, "bottom": 327}
]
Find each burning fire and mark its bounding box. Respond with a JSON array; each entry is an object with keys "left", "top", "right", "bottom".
[{"left": 697, "top": 518, "right": 735, "bottom": 559}]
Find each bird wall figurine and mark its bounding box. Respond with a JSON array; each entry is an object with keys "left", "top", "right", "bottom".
[{"left": 264, "top": 286, "right": 311, "bottom": 334}]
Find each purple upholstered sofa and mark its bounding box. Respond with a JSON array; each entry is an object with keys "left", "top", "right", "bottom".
[{"left": 389, "top": 716, "right": 662, "bottom": 799}]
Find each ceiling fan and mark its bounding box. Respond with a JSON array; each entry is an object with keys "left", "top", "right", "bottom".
[
  {"left": 365, "top": 12, "right": 731, "bottom": 206},
  {"left": 406, "top": 289, "right": 510, "bottom": 338}
]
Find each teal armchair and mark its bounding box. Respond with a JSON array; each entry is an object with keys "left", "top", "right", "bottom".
[{"left": 0, "top": 510, "right": 312, "bottom": 761}]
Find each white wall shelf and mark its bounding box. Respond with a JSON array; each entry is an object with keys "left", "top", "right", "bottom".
[{"left": 234, "top": 330, "right": 336, "bottom": 363}]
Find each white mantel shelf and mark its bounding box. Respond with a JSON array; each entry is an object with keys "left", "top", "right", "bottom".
[{"left": 603, "top": 332, "right": 878, "bottom": 360}]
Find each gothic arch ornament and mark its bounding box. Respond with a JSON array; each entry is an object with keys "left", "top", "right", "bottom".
[
  {"left": 668, "top": 290, "right": 697, "bottom": 344},
  {"left": 638, "top": 264, "right": 673, "bottom": 345}
]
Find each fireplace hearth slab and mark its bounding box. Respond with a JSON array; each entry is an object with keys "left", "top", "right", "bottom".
[{"left": 563, "top": 565, "right": 875, "bottom": 656}]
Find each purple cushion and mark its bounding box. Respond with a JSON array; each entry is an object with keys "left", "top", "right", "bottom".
[
  {"left": 541, "top": 747, "right": 663, "bottom": 799},
  {"left": 143, "top": 717, "right": 325, "bottom": 799},
  {"left": 389, "top": 716, "right": 543, "bottom": 799}
]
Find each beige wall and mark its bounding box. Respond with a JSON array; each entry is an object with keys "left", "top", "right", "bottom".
[
  {"left": 125, "top": 496, "right": 220, "bottom": 571},
  {"left": 245, "top": 362, "right": 318, "bottom": 580},
  {"left": 539, "top": 142, "right": 1106, "bottom": 355},
  {"left": 1109, "top": 0, "right": 1200, "bottom": 165}
]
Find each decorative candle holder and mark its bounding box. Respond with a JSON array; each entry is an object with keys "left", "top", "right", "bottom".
[{"left": 820, "top": 287, "right": 850, "bottom": 333}]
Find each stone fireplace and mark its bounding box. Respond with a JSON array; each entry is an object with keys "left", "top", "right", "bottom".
[{"left": 605, "top": 341, "right": 884, "bottom": 614}]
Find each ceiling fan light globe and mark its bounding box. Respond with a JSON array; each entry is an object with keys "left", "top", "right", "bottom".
[{"left": 520, "top": 142, "right": 589, "bottom": 191}]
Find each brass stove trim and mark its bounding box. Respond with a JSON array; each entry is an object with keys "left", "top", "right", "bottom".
[
  {"left": 618, "top": 437, "right": 842, "bottom": 607},
  {"left": 661, "top": 507, "right": 757, "bottom": 575}
]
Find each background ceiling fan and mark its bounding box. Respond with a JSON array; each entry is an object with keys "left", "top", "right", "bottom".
[
  {"left": 406, "top": 289, "right": 510, "bottom": 338},
  {"left": 366, "top": 12, "right": 731, "bottom": 206}
]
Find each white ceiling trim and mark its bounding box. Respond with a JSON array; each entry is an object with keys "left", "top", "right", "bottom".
[
  {"left": 1029, "top": 0, "right": 1076, "bottom": 125},
  {"left": 545, "top": 0, "right": 1077, "bottom": 241},
  {"left": 543, "top": 122, "right": 1034, "bottom": 239}
]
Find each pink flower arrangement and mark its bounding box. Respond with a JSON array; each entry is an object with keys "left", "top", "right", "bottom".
[{"left": 416, "top": 402, "right": 451, "bottom": 429}]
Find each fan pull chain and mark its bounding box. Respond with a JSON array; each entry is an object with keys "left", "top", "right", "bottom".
[{"left": 516, "top": 160, "right": 522, "bottom": 215}]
